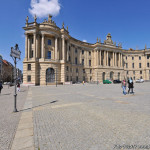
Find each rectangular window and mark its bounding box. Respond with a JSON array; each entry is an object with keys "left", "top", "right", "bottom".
[
  {"left": 69, "top": 46, "right": 71, "bottom": 51},
  {"left": 139, "top": 63, "right": 141, "bottom": 68},
  {"left": 89, "top": 51, "right": 91, "bottom": 56},
  {"left": 48, "top": 39, "right": 51, "bottom": 45},
  {"left": 75, "top": 48, "right": 77, "bottom": 53},
  {"left": 76, "top": 76, "right": 78, "bottom": 82},
  {"left": 140, "top": 71, "right": 142, "bottom": 74},
  {"left": 82, "top": 59, "right": 84, "bottom": 65},
  {"left": 69, "top": 56, "right": 71, "bottom": 61},
  {"left": 90, "top": 69, "right": 92, "bottom": 74},
  {"left": 132, "top": 57, "right": 134, "bottom": 60},
  {"left": 139, "top": 56, "right": 141, "bottom": 60},
  {"left": 31, "top": 50, "right": 33, "bottom": 58},
  {"left": 126, "top": 63, "right": 128, "bottom": 68},
  {"left": 89, "top": 60, "right": 91, "bottom": 66},
  {"left": 67, "top": 76, "right": 69, "bottom": 81},
  {"left": 147, "top": 55, "right": 150, "bottom": 59},
  {"left": 82, "top": 50, "right": 84, "bottom": 55},
  {"left": 47, "top": 51, "right": 51, "bottom": 59},
  {"left": 126, "top": 56, "right": 127, "bottom": 60},
  {"left": 75, "top": 57, "right": 77, "bottom": 64},
  {"left": 127, "top": 71, "right": 128, "bottom": 75},
  {"left": 83, "top": 69, "right": 85, "bottom": 73},
  {"left": 66, "top": 66, "right": 69, "bottom": 71},
  {"left": 76, "top": 68, "right": 78, "bottom": 73},
  {"left": 132, "top": 63, "right": 134, "bottom": 68},
  {"left": 133, "top": 71, "right": 135, "bottom": 75},
  {"left": 27, "top": 75, "right": 31, "bottom": 82},
  {"left": 28, "top": 64, "right": 31, "bottom": 70},
  {"left": 31, "top": 38, "right": 33, "bottom": 44},
  {"left": 147, "top": 63, "right": 149, "bottom": 67}
]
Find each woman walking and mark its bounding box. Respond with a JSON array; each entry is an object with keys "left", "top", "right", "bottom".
[
  {"left": 17, "top": 82, "right": 20, "bottom": 92},
  {"left": 121, "top": 79, "right": 127, "bottom": 95},
  {"left": 128, "top": 77, "right": 134, "bottom": 94}
]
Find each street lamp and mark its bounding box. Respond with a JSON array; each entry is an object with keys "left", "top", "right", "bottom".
[{"left": 10, "top": 44, "right": 21, "bottom": 112}]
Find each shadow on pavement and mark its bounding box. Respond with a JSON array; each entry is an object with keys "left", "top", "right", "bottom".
[{"left": 19, "top": 100, "right": 58, "bottom": 112}]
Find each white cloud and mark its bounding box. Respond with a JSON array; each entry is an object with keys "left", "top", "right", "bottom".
[
  {"left": 83, "top": 40, "right": 87, "bottom": 42},
  {"left": 29, "top": 0, "right": 61, "bottom": 18}
]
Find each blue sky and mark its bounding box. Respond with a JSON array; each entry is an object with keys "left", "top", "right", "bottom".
[{"left": 0, "top": 0, "right": 150, "bottom": 70}]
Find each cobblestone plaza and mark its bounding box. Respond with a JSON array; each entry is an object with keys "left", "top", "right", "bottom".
[{"left": 0, "top": 83, "right": 150, "bottom": 150}]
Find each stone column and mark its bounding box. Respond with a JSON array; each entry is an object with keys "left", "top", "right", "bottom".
[
  {"left": 28, "top": 36, "right": 30, "bottom": 59},
  {"left": 36, "top": 35, "right": 39, "bottom": 58},
  {"left": 121, "top": 53, "right": 123, "bottom": 67},
  {"left": 100, "top": 50, "right": 101, "bottom": 65},
  {"left": 62, "top": 35, "right": 65, "bottom": 61},
  {"left": 41, "top": 34, "right": 45, "bottom": 58},
  {"left": 67, "top": 41, "right": 69, "bottom": 62},
  {"left": 97, "top": 50, "right": 99, "bottom": 66},
  {"left": 25, "top": 33, "right": 28, "bottom": 59},
  {"left": 55, "top": 37, "right": 58, "bottom": 60},
  {"left": 119, "top": 53, "right": 120, "bottom": 67},
  {"left": 104, "top": 51, "right": 106, "bottom": 66},
  {"left": 107, "top": 51, "right": 108, "bottom": 66},
  {"left": 115, "top": 52, "right": 117, "bottom": 66},
  {"left": 113, "top": 52, "right": 114, "bottom": 67},
  {"left": 94, "top": 50, "right": 97, "bottom": 66},
  {"left": 33, "top": 33, "right": 36, "bottom": 58}
]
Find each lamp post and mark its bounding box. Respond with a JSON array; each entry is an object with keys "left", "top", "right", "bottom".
[{"left": 10, "top": 44, "right": 21, "bottom": 112}]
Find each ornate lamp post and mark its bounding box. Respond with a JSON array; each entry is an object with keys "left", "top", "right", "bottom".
[{"left": 10, "top": 44, "right": 21, "bottom": 112}]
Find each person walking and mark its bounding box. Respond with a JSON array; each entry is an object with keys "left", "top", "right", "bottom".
[
  {"left": 121, "top": 79, "right": 127, "bottom": 95},
  {"left": 128, "top": 77, "right": 134, "bottom": 94},
  {"left": 0, "top": 81, "right": 3, "bottom": 94},
  {"left": 17, "top": 82, "right": 20, "bottom": 92}
]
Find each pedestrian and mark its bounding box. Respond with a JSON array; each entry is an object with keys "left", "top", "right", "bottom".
[
  {"left": 17, "top": 82, "right": 20, "bottom": 92},
  {"left": 82, "top": 80, "right": 85, "bottom": 85},
  {"left": 0, "top": 81, "right": 3, "bottom": 94},
  {"left": 128, "top": 77, "right": 134, "bottom": 94},
  {"left": 121, "top": 79, "right": 127, "bottom": 95}
]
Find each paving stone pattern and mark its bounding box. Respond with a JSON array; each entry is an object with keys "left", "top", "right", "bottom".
[
  {"left": 0, "top": 85, "right": 28, "bottom": 150},
  {"left": 31, "top": 83, "right": 150, "bottom": 150}
]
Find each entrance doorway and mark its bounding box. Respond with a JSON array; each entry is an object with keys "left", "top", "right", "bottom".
[{"left": 46, "top": 68, "right": 55, "bottom": 83}]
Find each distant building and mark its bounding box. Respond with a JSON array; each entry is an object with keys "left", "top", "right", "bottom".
[
  {"left": 0, "top": 55, "right": 3, "bottom": 81},
  {"left": 23, "top": 15, "right": 150, "bottom": 85},
  {"left": 16, "top": 68, "right": 23, "bottom": 82}
]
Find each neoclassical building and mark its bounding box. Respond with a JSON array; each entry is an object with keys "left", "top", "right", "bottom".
[{"left": 23, "top": 15, "right": 150, "bottom": 85}]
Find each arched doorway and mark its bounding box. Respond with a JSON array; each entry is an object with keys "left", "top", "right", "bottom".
[
  {"left": 46, "top": 68, "right": 55, "bottom": 83},
  {"left": 102, "top": 72, "right": 105, "bottom": 81},
  {"left": 110, "top": 71, "right": 114, "bottom": 80}
]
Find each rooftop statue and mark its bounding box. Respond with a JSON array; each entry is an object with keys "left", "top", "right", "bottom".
[
  {"left": 34, "top": 15, "right": 37, "bottom": 22},
  {"left": 26, "top": 16, "right": 29, "bottom": 24}
]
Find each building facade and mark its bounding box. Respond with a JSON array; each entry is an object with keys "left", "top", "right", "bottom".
[{"left": 23, "top": 15, "right": 150, "bottom": 85}]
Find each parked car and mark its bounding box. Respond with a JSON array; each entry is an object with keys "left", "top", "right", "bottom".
[
  {"left": 136, "top": 79, "right": 144, "bottom": 83},
  {"left": 113, "top": 80, "right": 121, "bottom": 84},
  {"left": 103, "top": 80, "right": 112, "bottom": 84}
]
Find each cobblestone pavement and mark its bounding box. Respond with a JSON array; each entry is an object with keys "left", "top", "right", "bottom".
[
  {"left": 0, "top": 85, "right": 28, "bottom": 150},
  {"left": 30, "top": 83, "right": 150, "bottom": 150}
]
